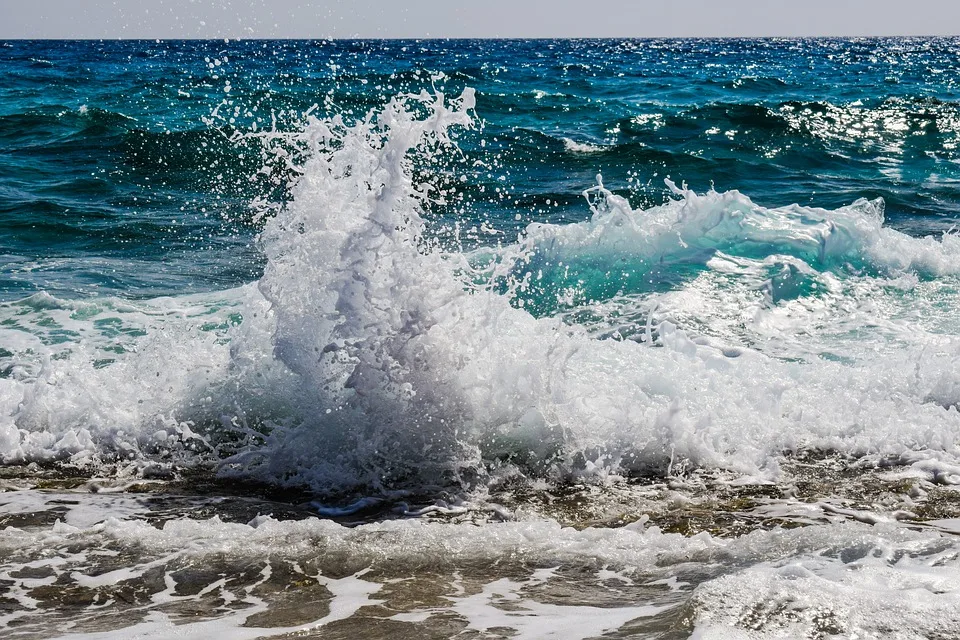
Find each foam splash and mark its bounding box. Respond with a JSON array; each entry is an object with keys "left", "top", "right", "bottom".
[
  {"left": 231, "top": 89, "right": 960, "bottom": 491},
  {"left": 4, "top": 89, "right": 960, "bottom": 495}
]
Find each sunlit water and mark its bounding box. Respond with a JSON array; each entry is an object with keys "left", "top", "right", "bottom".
[{"left": 3, "top": 39, "right": 960, "bottom": 638}]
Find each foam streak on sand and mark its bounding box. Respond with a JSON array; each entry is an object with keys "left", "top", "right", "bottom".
[{"left": 1, "top": 503, "right": 960, "bottom": 638}]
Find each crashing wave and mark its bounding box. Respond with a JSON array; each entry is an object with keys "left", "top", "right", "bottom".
[{"left": 4, "top": 89, "right": 960, "bottom": 496}]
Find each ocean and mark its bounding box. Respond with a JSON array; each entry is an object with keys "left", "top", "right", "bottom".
[{"left": 2, "top": 38, "right": 960, "bottom": 638}]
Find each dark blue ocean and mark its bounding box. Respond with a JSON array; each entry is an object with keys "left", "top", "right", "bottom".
[{"left": 3, "top": 39, "right": 960, "bottom": 299}]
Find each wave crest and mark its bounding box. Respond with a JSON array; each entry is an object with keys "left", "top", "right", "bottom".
[{"left": 6, "top": 88, "right": 960, "bottom": 498}]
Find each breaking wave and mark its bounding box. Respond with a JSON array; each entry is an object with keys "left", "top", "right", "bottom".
[{"left": 4, "top": 89, "right": 960, "bottom": 496}]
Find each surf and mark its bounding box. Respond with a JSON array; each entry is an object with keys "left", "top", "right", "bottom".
[{"left": 3, "top": 87, "right": 960, "bottom": 501}]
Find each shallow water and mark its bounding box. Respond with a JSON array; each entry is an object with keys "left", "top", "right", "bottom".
[
  {"left": 4, "top": 468, "right": 960, "bottom": 639},
  {"left": 3, "top": 38, "right": 960, "bottom": 638}
]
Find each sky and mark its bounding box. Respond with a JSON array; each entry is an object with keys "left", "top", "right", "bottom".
[{"left": 1, "top": 0, "right": 959, "bottom": 39}]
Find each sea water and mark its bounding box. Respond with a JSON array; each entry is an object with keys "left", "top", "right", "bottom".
[{"left": 3, "top": 38, "right": 960, "bottom": 638}]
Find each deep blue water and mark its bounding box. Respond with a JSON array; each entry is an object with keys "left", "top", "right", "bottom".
[{"left": 3, "top": 38, "right": 960, "bottom": 300}]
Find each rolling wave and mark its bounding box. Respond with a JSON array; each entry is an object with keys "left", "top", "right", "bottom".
[{"left": 3, "top": 90, "right": 960, "bottom": 499}]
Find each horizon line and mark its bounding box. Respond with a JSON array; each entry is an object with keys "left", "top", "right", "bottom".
[{"left": 3, "top": 35, "right": 958, "bottom": 41}]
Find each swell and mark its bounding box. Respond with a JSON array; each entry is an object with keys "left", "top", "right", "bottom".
[
  {"left": 0, "top": 107, "right": 137, "bottom": 144},
  {"left": 491, "top": 96, "right": 960, "bottom": 158}
]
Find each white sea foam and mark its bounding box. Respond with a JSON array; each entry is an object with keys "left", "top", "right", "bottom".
[
  {"left": 4, "top": 89, "right": 960, "bottom": 494},
  {"left": 561, "top": 137, "right": 605, "bottom": 153},
  {"left": 690, "top": 540, "right": 960, "bottom": 638},
  {"left": 2, "top": 502, "right": 960, "bottom": 639}
]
